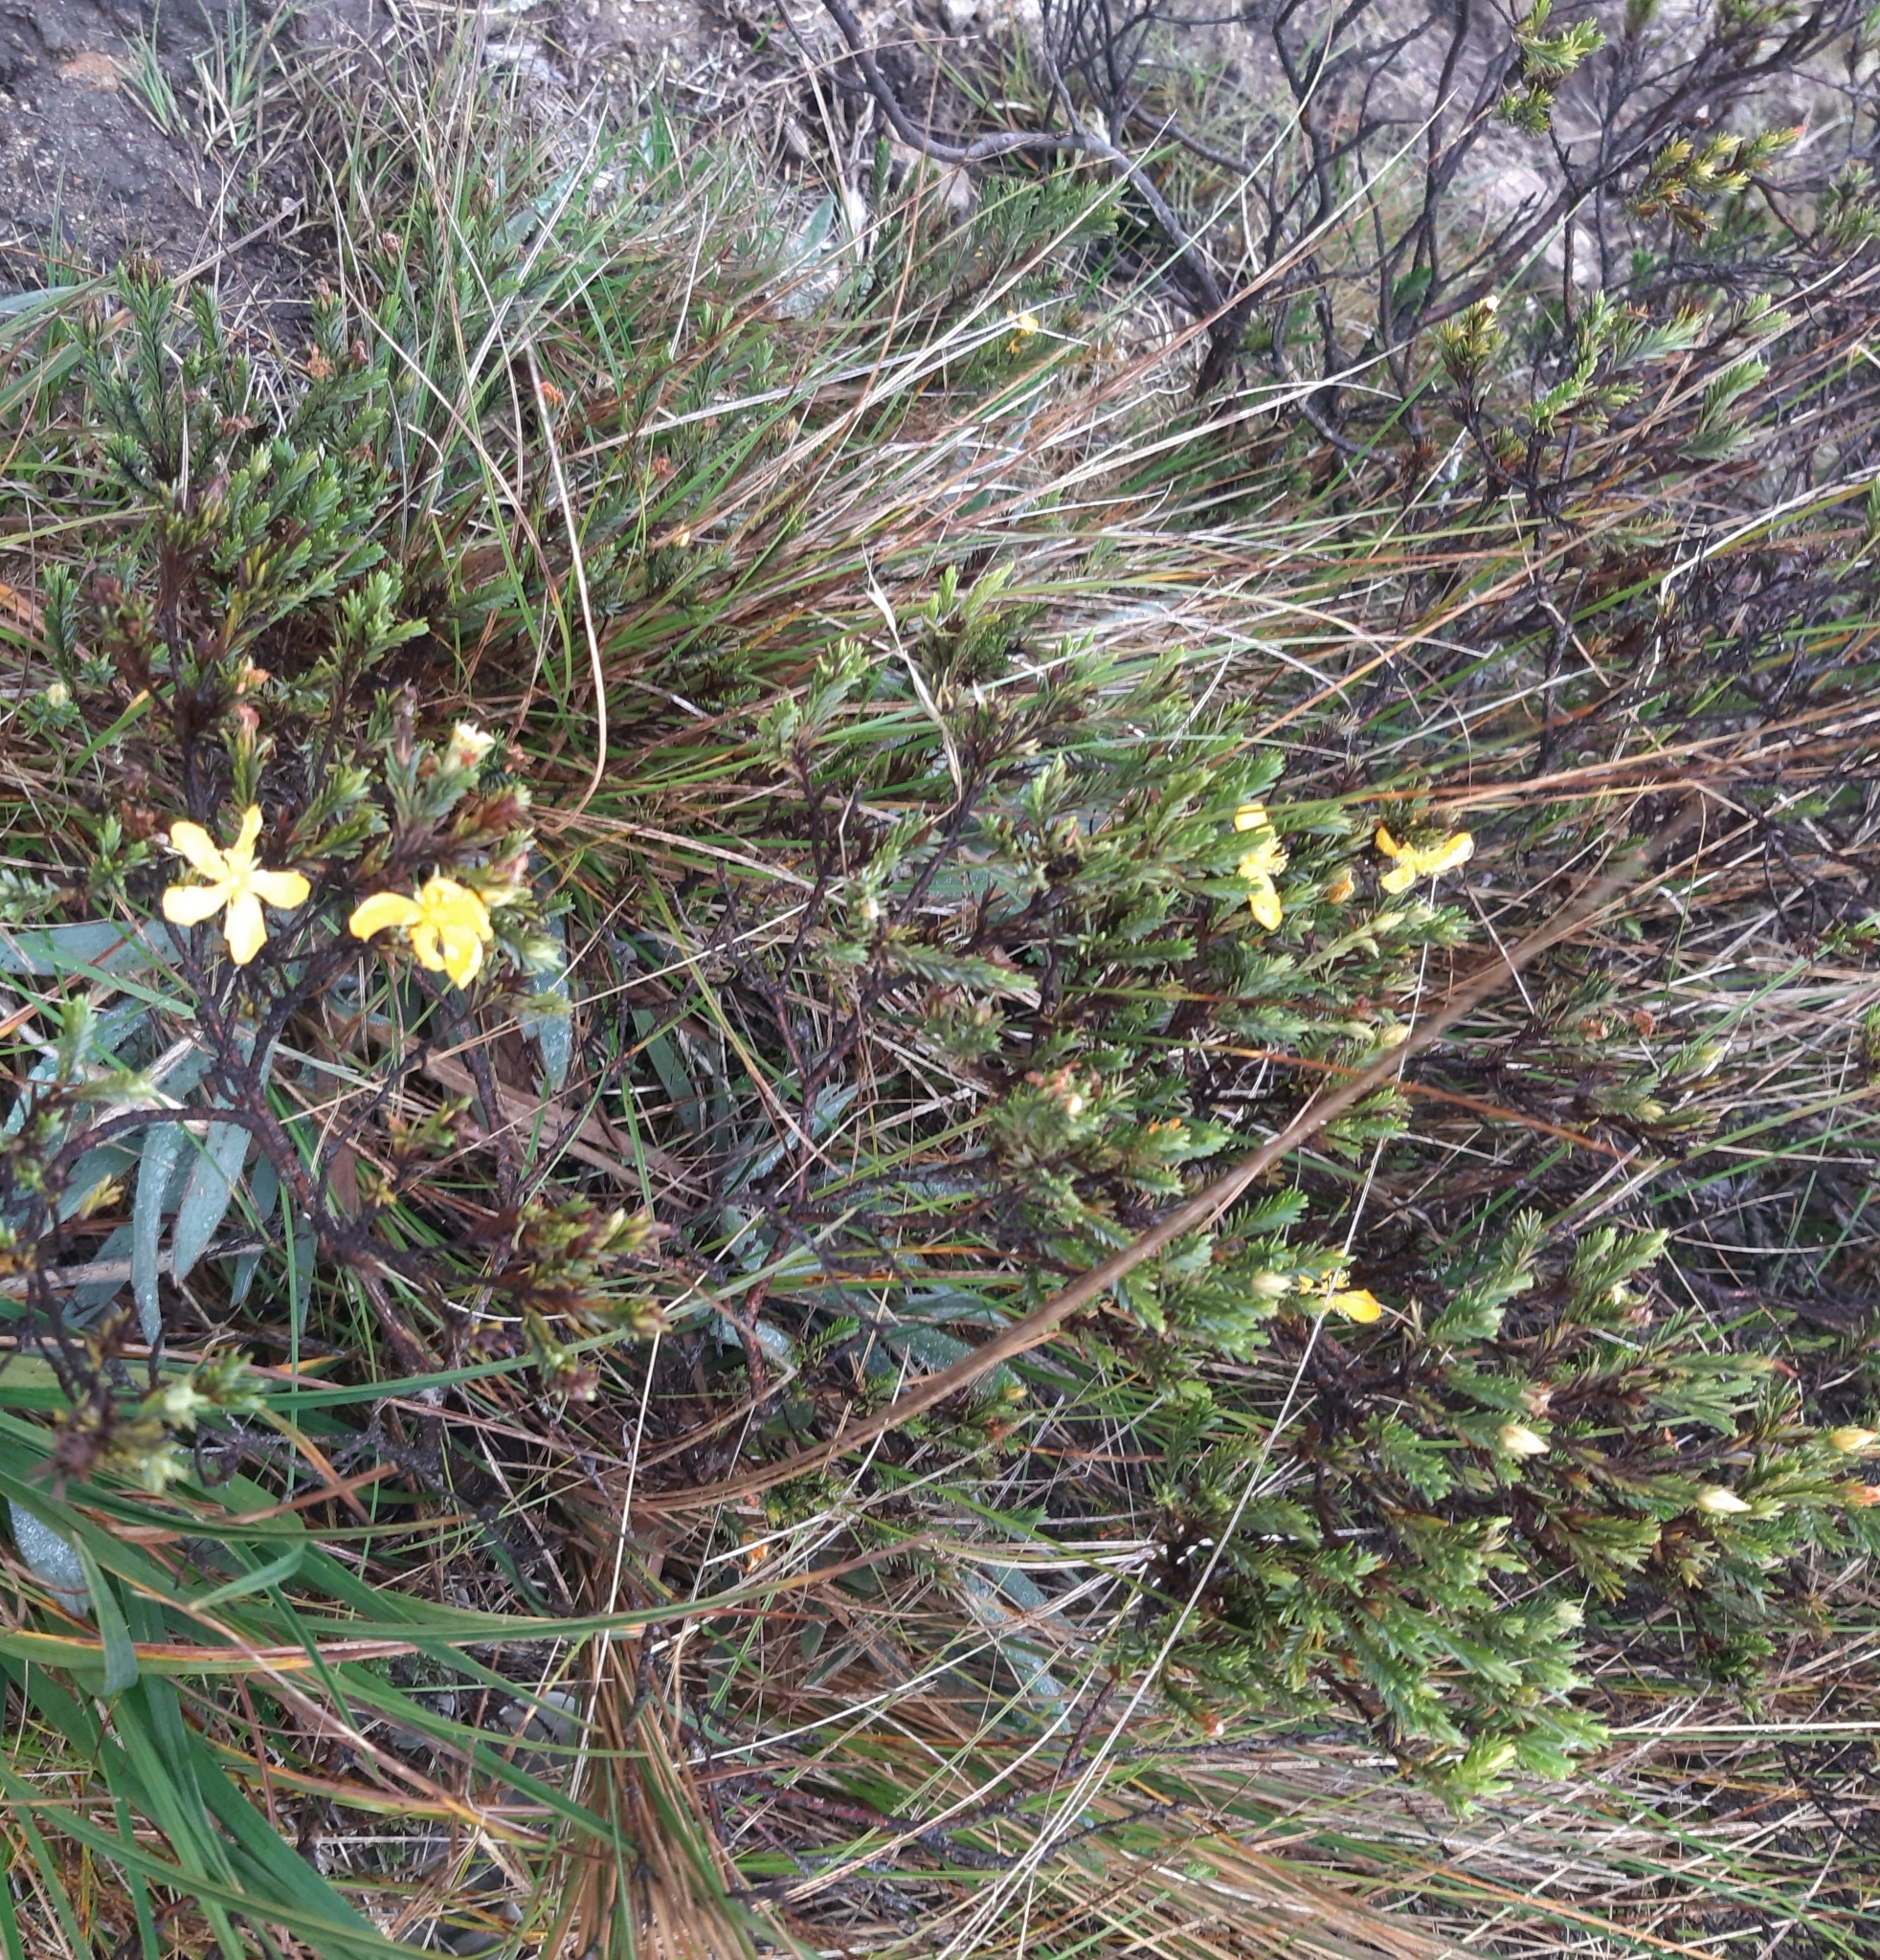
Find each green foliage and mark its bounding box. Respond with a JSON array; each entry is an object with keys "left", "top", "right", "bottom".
[
  {"left": 1136, "top": 1211, "right": 1873, "bottom": 1800},
  {"left": 1498, "top": 2, "right": 1606, "bottom": 134},
  {"left": 1630, "top": 124, "right": 1801, "bottom": 237}
]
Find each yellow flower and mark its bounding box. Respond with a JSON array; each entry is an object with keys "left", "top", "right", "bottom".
[
  {"left": 162, "top": 806, "right": 309, "bottom": 966},
  {"left": 1325, "top": 1287, "right": 1383, "bottom": 1324},
  {"left": 445, "top": 722, "right": 496, "bottom": 771},
  {"left": 1324, "top": 868, "right": 1354, "bottom": 904},
  {"left": 1375, "top": 823, "right": 1474, "bottom": 893},
  {"left": 349, "top": 875, "right": 496, "bottom": 988},
  {"left": 1497, "top": 1421, "right": 1549, "bottom": 1458},
  {"left": 1232, "top": 802, "right": 1269, "bottom": 833},
  {"left": 1237, "top": 831, "right": 1287, "bottom": 932},
  {"left": 1827, "top": 1426, "right": 1878, "bottom": 1455},
  {"left": 1011, "top": 311, "right": 1040, "bottom": 339},
  {"left": 1694, "top": 1485, "right": 1751, "bottom": 1516}
]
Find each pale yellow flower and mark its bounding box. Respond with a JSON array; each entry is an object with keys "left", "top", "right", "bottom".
[
  {"left": 1236, "top": 830, "right": 1287, "bottom": 931},
  {"left": 1324, "top": 868, "right": 1354, "bottom": 904},
  {"left": 349, "top": 875, "right": 496, "bottom": 988},
  {"left": 1376, "top": 823, "right": 1474, "bottom": 893},
  {"left": 162, "top": 806, "right": 309, "bottom": 966},
  {"left": 1694, "top": 1485, "right": 1751, "bottom": 1516},
  {"left": 1498, "top": 1421, "right": 1549, "bottom": 1458},
  {"left": 1827, "top": 1426, "right": 1878, "bottom": 1454},
  {"left": 446, "top": 722, "right": 496, "bottom": 771},
  {"left": 1233, "top": 802, "right": 1269, "bottom": 833}
]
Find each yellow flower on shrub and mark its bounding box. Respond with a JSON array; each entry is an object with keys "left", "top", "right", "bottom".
[
  {"left": 1295, "top": 1272, "right": 1383, "bottom": 1323},
  {"left": 1376, "top": 823, "right": 1473, "bottom": 892},
  {"left": 349, "top": 875, "right": 497, "bottom": 987},
  {"left": 1233, "top": 806, "right": 1287, "bottom": 929},
  {"left": 162, "top": 806, "right": 309, "bottom": 966}
]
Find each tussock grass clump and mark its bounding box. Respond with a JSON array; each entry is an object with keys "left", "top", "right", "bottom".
[{"left": 0, "top": 21, "right": 1873, "bottom": 1959}]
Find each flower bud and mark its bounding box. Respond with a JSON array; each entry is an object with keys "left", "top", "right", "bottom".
[
  {"left": 1694, "top": 1486, "right": 1751, "bottom": 1516},
  {"left": 1827, "top": 1427, "right": 1878, "bottom": 1455},
  {"left": 1497, "top": 1421, "right": 1549, "bottom": 1458},
  {"left": 42, "top": 680, "right": 70, "bottom": 709},
  {"left": 1842, "top": 1481, "right": 1880, "bottom": 1507}
]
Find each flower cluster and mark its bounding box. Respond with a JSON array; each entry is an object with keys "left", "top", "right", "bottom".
[{"left": 158, "top": 724, "right": 530, "bottom": 991}]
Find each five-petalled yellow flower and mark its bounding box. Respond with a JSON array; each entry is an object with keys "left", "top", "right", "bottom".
[
  {"left": 1233, "top": 805, "right": 1287, "bottom": 930},
  {"left": 162, "top": 806, "right": 309, "bottom": 966},
  {"left": 1376, "top": 823, "right": 1473, "bottom": 893},
  {"left": 349, "top": 875, "right": 497, "bottom": 988}
]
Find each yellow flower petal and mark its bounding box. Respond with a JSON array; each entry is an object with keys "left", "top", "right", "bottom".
[
  {"left": 163, "top": 880, "right": 233, "bottom": 926},
  {"left": 1237, "top": 840, "right": 1286, "bottom": 880},
  {"left": 250, "top": 868, "right": 310, "bottom": 910},
  {"left": 231, "top": 805, "right": 264, "bottom": 866},
  {"left": 1233, "top": 802, "right": 1270, "bottom": 834},
  {"left": 407, "top": 918, "right": 447, "bottom": 972},
  {"left": 1247, "top": 879, "right": 1282, "bottom": 930},
  {"left": 1325, "top": 869, "right": 1354, "bottom": 904},
  {"left": 438, "top": 924, "right": 485, "bottom": 987},
  {"left": 349, "top": 891, "right": 424, "bottom": 940},
  {"left": 420, "top": 877, "right": 493, "bottom": 942},
  {"left": 1326, "top": 1287, "right": 1383, "bottom": 1324},
  {"left": 168, "top": 822, "right": 229, "bottom": 880},
  {"left": 1426, "top": 831, "right": 1474, "bottom": 875},
  {"left": 1379, "top": 860, "right": 1418, "bottom": 895},
  {"left": 1374, "top": 825, "right": 1403, "bottom": 858},
  {"left": 222, "top": 890, "right": 268, "bottom": 967}
]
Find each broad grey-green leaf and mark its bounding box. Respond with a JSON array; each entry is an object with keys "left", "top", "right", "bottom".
[
  {"left": 56, "top": 1143, "right": 141, "bottom": 1222},
  {"left": 132, "top": 1124, "right": 188, "bottom": 1342},
  {"left": 8, "top": 1503, "right": 88, "bottom": 1614},
  {"left": 228, "top": 1155, "right": 279, "bottom": 1306},
  {"left": 884, "top": 1321, "right": 1019, "bottom": 1398},
  {"left": 68, "top": 1221, "right": 134, "bottom": 1323},
  {"left": 518, "top": 918, "right": 571, "bottom": 1093},
  {"left": 72, "top": 1541, "right": 138, "bottom": 1694},
  {"left": 170, "top": 1124, "right": 251, "bottom": 1285},
  {"left": 0, "top": 920, "right": 166, "bottom": 978}
]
